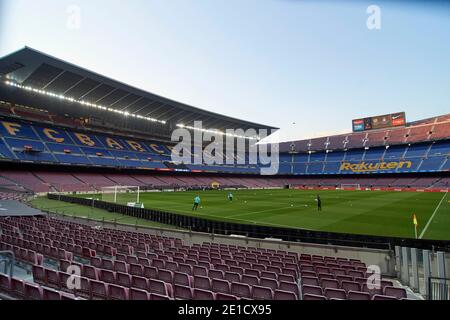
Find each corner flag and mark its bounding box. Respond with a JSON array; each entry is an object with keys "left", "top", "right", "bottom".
[
  {"left": 413, "top": 214, "right": 418, "bottom": 227},
  {"left": 413, "top": 214, "right": 418, "bottom": 239}
]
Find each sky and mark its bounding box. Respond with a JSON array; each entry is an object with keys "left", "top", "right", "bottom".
[{"left": 0, "top": 0, "right": 449, "bottom": 143}]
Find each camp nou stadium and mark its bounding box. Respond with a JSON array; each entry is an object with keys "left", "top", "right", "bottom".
[{"left": 0, "top": 46, "right": 448, "bottom": 303}]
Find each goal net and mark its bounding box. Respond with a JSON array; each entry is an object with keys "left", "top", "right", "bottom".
[
  {"left": 340, "top": 184, "right": 361, "bottom": 190},
  {"left": 101, "top": 186, "right": 141, "bottom": 204}
]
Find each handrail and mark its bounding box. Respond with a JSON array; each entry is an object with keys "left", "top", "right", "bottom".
[{"left": 0, "top": 250, "right": 15, "bottom": 277}]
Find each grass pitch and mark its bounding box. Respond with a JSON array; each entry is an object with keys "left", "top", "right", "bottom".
[{"left": 78, "top": 188, "right": 450, "bottom": 241}]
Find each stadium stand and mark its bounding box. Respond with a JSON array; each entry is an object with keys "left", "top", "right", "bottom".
[
  {"left": 0, "top": 216, "right": 412, "bottom": 300},
  {"left": 0, "top": 47, "right": 447, "bottom": 301}
]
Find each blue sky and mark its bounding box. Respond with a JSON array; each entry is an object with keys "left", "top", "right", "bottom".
[{"left": 0, "top": 0, "right": 449, "bottom": 142}]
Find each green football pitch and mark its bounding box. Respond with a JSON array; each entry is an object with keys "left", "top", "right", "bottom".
[{"left": 80, "top": 189, "right": 450, "bottom": 241}]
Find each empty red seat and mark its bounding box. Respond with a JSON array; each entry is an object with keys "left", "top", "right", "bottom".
[
  {"left": 10, "top": 278, "right": 25, "bottom": 297},
  {"left": 42, "top": 287, "right": 61, "bottom": 300},
  {"left": 148, "top": 279, "right": 172, "bottom": 297},
  {"left": 224, "top": 272, "right": 241, "bottom": 284},
  {"left": 209, "top": 269, "right": 224, "bottom": 280},
  {"left": 302, "top": 285, "right": 322, "bottom": 297},
  {"left": 279, "top": 281, "right": 299, "bottom": 296},
  {"left": 116, "top": 272, "right": 132, "bottom": 287},
  {"left": 259, "top": 277, "right": 278, "bottom": 291},
  {"left": 325, "top": 288, "right": 347, "bottom": 300},
  {"left": 211, "top": 279, "right": 231, "bottom": 294},
  {"left": 143, "top": 266, "right": 157, "bottom": 279},
  {"left": 45, "top": 269, "right": 60, "bottom": 289},
  {"left": 101, "top": 259, "right": 114, "bottom": 270},
  {"left": 157, "top": 269, "right": 174, "bottom": 283},
  {"left": 114, "top": 261, "right": 128, "bottom": 273},
  {"left": 108, "top": 284, "right": 129, "bottom": 300},
  {"left": 384, "top": 286, "right": 407, "bottom": 299},
  {"left": 90, "top": 280, "right": 109, "bottom": 300},
  {"left": 193, "top": 265, "right": 208, "bottom": 277},
  {"left": 303, "top": 293, "right": 326, "bottom": 300},
  {"left": 32, "top": 265, "right": 46, "bottom": 284},
  {"left": 173, "top": 272, "right": 192, "bottom": 287},
  {"left": 274, "top": 289, "right": 297, "bottom": 300},
  {"left": 278, "top": 274, "right": 295, "bottom": 283},
  {"left": 193, "top": 276, "right": 211, "bottom": 290},
  {"left": 230, "top": 282, "right": 251, "bottom": 298},
  {"left": 361, "top": 283, "right": 383, "bottom": 296},
  {"left": 241, "top": 274, "right": 259, "bottom": 287},
  {"left": 74, "top": 277, "right": 91, "bottom": 299},
  {"left": 24, "top": 283, "right": 43, "bottom": 300},
  {"left": 348, "top": 291, "right": 371, "bottom": 300},
  {"left": 150, "top": 293, "right": 171, "bottom": 300},
  {"left": 301, "top": 276, "right": 319, "bottom": 287},
  {"left": 131, "top": 276, "right": 148, "bottom": 290},
  {"left": 178, "top": 263, "right": 193, "bottom": 275},
  {"left": 174, "top": 284, "right": 193, "bottom": 299},
  {"left": 252, "top": 285, "right": 273, "bottom": 300},
  {"left": 82, "top": 265, "right": 98, "bottom": 280},
  {"left": 260, "top": 271, "right": 277, "bottom": 280},
  {"left": 0, "top": 273, "right": 11, "bottom": 291},
  {"left": 215, "top": 292, "right": 238, "bottom": 300},
  {"left": 129, "top": 288, "right": 150, "bottom": 300},
  {"left": 372, "top": 294, "right": 398, "bottom": 300},
  {"left": 129, "top": 264, "right": 143, "bottom": 276},
  {"left": 193, "top": 288, "right": 215, "bottom": 300},
  {"left": 99, "top": 269, "right": 116, "bottom": 283},
  {"left": 341, "top": 281, "right": 360, "bottom": 293},
  {"left": 322, "top": 278, "right": 339, "bottom": 290}
]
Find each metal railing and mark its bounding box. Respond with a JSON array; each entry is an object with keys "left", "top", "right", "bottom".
[
  {"left": 428, "top": 277, "right": 450, "bottom": 300},
  {"left": 0, "top": 251, "right": 15, "bottom": 277}
]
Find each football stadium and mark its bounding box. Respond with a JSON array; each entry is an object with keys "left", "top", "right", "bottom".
[{"left": 0, "top": 1, "right": 449, "bottom": 307}]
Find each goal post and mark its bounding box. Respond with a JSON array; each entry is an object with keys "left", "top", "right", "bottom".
[
  {"left": 100, "top": 186, "right": 141, "bottom": 204},
  {"left": 340, "top": 184, "right": 361, "bottom": 190}
]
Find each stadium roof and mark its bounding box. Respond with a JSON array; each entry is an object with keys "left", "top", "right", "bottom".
[{"left": 0, "top": 47, "right": 277, "bottom": 133}]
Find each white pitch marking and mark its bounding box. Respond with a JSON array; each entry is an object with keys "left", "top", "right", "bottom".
[{"left": 419, "top": 192, "right": 447, "bottom": 239}]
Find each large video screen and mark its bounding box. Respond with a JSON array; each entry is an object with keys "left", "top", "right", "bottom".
[{"left": 352, "top": 112, "right": 406, "bottom": 132}]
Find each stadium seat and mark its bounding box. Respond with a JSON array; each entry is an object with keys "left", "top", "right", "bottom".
[
  {"left": 274, "top": 289, "right": 297, "bottom": 300},
  {"left": 325, "top": 288, "right": 347, "bottom": 300},
  {"left": 384, "top": 286, "right": 407, "bottom": 299},
  {"left": 174, "top": 284, "right": 194, "bottom": 300},
  {"left": 347, "top": 291, "right": 371, "bottom": 300},
  {"left": 148, "top": 279, "right": 172, "bottom": 297},
  {"left": 372, "top": 294, "right": 398, "bottom": 300},
  {"left": 211, "top": 279, "right": 231, "bottom": 294},
  {"left": 259, "top": 277, "right": 278, "bottom": 291},
  {"left": 0, "top": 273, "right": 11, "bottom": 291},
  {"left": 231, "top": 282, "right": 252, "bottom": 298},
  {"left": 341, "top": 281, "right": 361, "bottom": 293},
  {"left": 24, "top": 282, "right": 43, "bottom": 300},
  {"left": 108, "top": 284, "right": 129, "bottom": 300},
  {"left": 193, "top": 288, "right": 215, "bottom": 300},
  {"left": 252, "top": 285, "right": 273, "bottom": 300},
  {"left": 116, "top": 272, "right": 132, "bottom": 287},
  {"left": 215, "top": 292, "right": 239, "bottom": 300},
  {"left": 90, "top": 280, "right": 109, "bottom": 300},
  {"left": 302, "top": 285, "right": 323, "bottom": 297},
  {"left": 42, "top": 287, "right": 61, "bottom": 300},
  {"left": 131, "top": 276, "right": 148, "bottom": 290},
  {"left": 129, "top": 288, "right": 151, "bottom": 300},
  {"left": 303, "top": 293, "right": 327, "bottom": 300}
]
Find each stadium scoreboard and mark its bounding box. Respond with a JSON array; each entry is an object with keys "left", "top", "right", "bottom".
[{"left": 352, "top": 112, "right": 406, "bottom": 132}]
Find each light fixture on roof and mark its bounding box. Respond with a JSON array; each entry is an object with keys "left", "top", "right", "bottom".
[
  {"left": 175, "top": 123, "right": 259, "bottom": 140},
  {"left": 3, "top": 80, "right": 167, "bottom": 124}
]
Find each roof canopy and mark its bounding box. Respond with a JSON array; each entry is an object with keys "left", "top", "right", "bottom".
[{"left": 0, "top": 47, "right": 277, "bottom": 133}]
